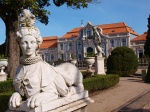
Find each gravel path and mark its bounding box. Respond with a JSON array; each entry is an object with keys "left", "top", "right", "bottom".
[{"left": 87, "top": 76, "right": 150, "bottom": 112}]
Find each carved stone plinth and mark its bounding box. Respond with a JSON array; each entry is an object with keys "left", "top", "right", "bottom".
[
  {"left": 95, "top": 56, "right": 106, "bottom": 75},
  {"left": 7, "top": 91, "right": 94, "bottom": 112},
  {"left": 49, "top": 97, "right": 93, "bottom": 112}
]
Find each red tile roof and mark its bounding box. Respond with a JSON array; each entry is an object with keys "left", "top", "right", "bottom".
[
  {"left": 42, "top": 36, "right": 58, "bottom": 40},
  {"left": 40, "top": 36, "right": 58, "bottom": 49},
  {"left": 97, "top": 22, "right": 139, "bottom": 36},
  {"left": 62, "top": 28, "right": 82, "bottom": 39},
  {"left": 131, "top": 32, "right": 147, "bottom": 42},
  {"left": 62, "top": 22, "right": 139, "bottom": 39}
]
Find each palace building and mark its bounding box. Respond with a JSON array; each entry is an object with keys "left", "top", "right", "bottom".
[
  {"left": 39, "top": 36, "right": 58, "bottom": 62},
  {"left": 131, "top": 32, "right": 147, "bottom": 58},
  {"left": 39, "top": 21, "right": 139, "bottom": 62}
]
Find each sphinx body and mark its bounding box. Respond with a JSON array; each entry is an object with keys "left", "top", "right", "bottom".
[{"left": 10, "top": 56, "right": 84, "bottom": 109}]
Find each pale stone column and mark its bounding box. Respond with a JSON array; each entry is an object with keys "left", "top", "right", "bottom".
[{"left": 95, "top": 56, "right": 106, "bottom": 75}]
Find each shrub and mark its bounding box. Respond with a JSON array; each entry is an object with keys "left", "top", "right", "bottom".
[
  {"left": 0, "top": 79, "right": 14, "bottom": 93},
  {"left": 0, "top": 92, "right": 13, "bottom": 112},
  {"left": 85, "top": 52, "right": 95, "bottom": 57},
  {"left": 81, "top": 71, "right": 88, "bottom": 79},
  {"left": 106, "top": 46, "right": 138, "bottom": 77},
  {"left": 0, "top": 79, "right": 14, "bottom": 112},
  {"left": 54, "top": 58, "right": 64, "bottom": 65},
  {"left": 83, "top": 75, "right": 119, "bottom": 93}
]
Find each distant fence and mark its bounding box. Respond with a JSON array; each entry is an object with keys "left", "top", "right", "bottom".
[
  {"left": 70, "top": 59, "right": 107, "bottom": 70},
  {"left": 138, "top": 58, "right": 149, "bottom": 67},
  {"left": 49, "top": 58, "right": 148, "bottom": 69},
  {"left": 76, "top": 60, "right": 88, "bottom": 70},
  {"left": 76, "top": 58, "right": 149, "bottom": 68}
]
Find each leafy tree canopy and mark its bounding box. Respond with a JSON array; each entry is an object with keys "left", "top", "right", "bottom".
[
  {"left": 53, "top": 0, "right": 100, "bottom": 8},
  {"left": 0, "top": 0, "right": 100, "bottom": 78},
  {"left": 144, "top": 15, "right": 150, "bottom": 57},
  {"left": 0, "top": 0, "right": 100, "bottom": 25},
  {"left": 0, "top": 0, "right": 50, "bottom": 25}
]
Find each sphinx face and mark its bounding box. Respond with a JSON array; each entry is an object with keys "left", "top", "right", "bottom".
[{"left": 20, "top": 35, "right": 37, "bottom": 58}]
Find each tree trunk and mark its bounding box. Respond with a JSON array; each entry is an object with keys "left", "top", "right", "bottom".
[{"left": 5, "top": 15, "right": 20, "bottom": 78}]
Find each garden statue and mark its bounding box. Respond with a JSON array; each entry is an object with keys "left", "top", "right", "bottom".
[
  {"left": 92, "top": 26, "right": 105, "bottom": 57},
  {"left": 92, "top": 26, "right": 106, "bottom": 75},
  {"left": 8, "top": 9, "right": 92, "bottom": 112}
]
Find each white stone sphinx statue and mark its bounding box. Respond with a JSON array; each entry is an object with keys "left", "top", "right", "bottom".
[{"left": 8, "top": 9, "right": 93, "bottom": 112}]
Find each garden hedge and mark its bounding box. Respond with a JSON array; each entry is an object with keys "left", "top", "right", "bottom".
[
  {"left": 0, "top": 79, "right": 14, "bottom": 93},
  {"left": 0, "top": 92, "right": 13, "bottom": 112},
  {"left": 83, "top": 75, "right": 119, "bottom": 93},
  {"left": 0, "top": 75, "right": 119, "bottom": 112},
  {"left": 107, "top": 46, "right": 138, "bottom": 76}
]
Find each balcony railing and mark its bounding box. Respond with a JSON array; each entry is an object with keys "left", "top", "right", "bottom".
[
  {"left": 138, "top": 58, "right": 149, "bottom": 67},
  {"left": 49, "top": 58, "right": 146, "bottom": 70}
]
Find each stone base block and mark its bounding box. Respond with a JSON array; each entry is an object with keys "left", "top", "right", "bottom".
[
  {"left": 95, "top": 56, "right": 106, "bottom": 75},
  {"left": 7, "top": 91, "right": 94, "bottom": 112},
  {"left": 49, "top": 97, "right": 93, "bottom": 112}
]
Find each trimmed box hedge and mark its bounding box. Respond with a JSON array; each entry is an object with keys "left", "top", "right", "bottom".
[
  {"left": 107, "top": 47, "right": 138, "bottom": 77},
  {"left": 0, "top": 79, "right": 15, "bottom": 93},
  {"left": 0, "top": 74, "right": 119, "bottom": 111},
  {"left": 0, "top": 92, "right": 13, "bottom": 112},
  {"left": 83, "top": 75, "right": 119, "bottom": 93}
]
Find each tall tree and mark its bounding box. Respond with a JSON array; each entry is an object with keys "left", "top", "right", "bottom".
[
  {"left": 144, "top": 15, "right": 150, "bottom": 83},
  {"left": 0, "top": 0, "right": 99, "bottom": 78}
]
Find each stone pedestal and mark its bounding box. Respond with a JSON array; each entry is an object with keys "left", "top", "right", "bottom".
[
  {"left": 0, "top": 59, "right": 8, "bottom": 81},
  {"left": 95, "top": 56, "right": 106, "bottom": 75},
  {"left": 8, "top": 91, "right": 94, "bottom": 112},
  {"left": 70, "top": 59, "right": 77, "bottom": 65},
  {"left": 49, "top": 97, "right": 92, "bottom": 112},
  {"left": 0, "top": 73, "right": 7, "bottom": 81},
  {"left": 84, "top": 57, "right": 95, "bottom": 78}
]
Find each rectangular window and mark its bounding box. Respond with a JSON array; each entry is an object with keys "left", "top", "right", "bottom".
[
  {"left": 45, "top": 53, "right": 49, "bottom": 62},
  {"left": 69, "top": 43, "right": 73, "bottom": 50},
  {"left": 78, "top": 42, "right": 82, "bottom": 49},
  {"left": 51, "top": 55, "right": 54, "bottom": 61},
  {"left": 87, "top": 30, "right": 91, "bottom": 37},
  {"left": 65, "top": 44, "right": 68, "bottom": 51},
  {"left": 117, "top": 39, "right": 120, "bottom": 47},
  {"left": 110, "top": 39, "right": 114, "bottom": 47},
  {"left": 60, "top": 44, "right": 63, "bottom": 50},
  {"left": 122, "top": 39, "right": 126, "bottom": 46}
]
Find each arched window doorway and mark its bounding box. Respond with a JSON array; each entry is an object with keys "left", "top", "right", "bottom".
[{"left": 87, "top": 47, "right": 93, "bottom": 53}]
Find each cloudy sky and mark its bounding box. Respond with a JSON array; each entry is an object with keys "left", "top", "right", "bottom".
[{"left": 0, "top": 0, "right": 150, "bottom": 44}]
